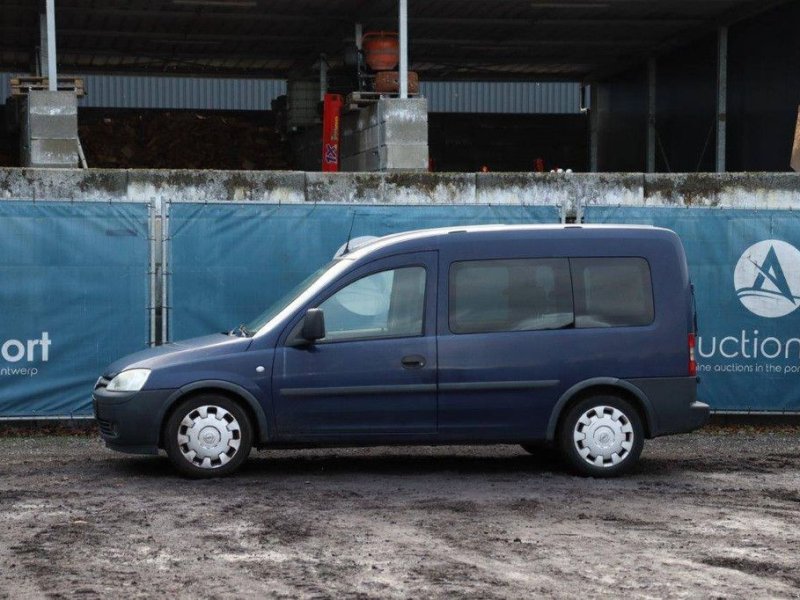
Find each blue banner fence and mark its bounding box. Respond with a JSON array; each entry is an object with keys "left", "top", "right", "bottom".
[
  {"left": 0, "top": 201, "right": 151, "bottom": 417},
  {"left": 584, "top": 206, "right": 800, "bottom": 412},
  {"left": 3, "top": 198, "right": 799, "bottom": 416},
  {"left": 166, "top": 203, "right": 561, "bottom": 341}
]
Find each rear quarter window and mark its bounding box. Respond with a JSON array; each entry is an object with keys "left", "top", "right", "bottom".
[{"left": 571, "top": 257, "right": 654, "bottom": 328}]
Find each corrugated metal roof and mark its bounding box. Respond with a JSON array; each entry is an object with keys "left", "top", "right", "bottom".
[
  {"left": 0, "top": 0, "right": 782, "bottom": 80},
  {"left": 421, "top": 81, "right": 580, "bottom": 114},
  {"left": 2, "top": 73, "right": 579, "bottom": 114},
  {"left": 0, "top": 73, "right": 286, "bottom": 111}
]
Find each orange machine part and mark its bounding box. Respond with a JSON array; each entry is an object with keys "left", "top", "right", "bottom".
[{"left": 362, "top": 31, "right": 399, "bottom": 71}]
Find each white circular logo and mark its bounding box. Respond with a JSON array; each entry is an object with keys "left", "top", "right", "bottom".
[{"left": 734, "top": 239, "right": 800, "bottom": 318}]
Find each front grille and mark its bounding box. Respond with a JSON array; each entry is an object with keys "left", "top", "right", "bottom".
[{"left": 96, "top": 417, "right": 116, "bottom": 437}]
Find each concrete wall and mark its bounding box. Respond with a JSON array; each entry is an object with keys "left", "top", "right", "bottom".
[{"left": 1, "top": 168, "right": 798, "bottom": 211}]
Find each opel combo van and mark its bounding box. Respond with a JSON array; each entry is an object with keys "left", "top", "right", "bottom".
[{"left": 93, "top": 225, "right": 709, "bottom": 478}]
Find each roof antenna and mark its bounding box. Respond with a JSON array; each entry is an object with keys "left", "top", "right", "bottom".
[{"left": 342, "top": 211, "right": 358, "bottom": 255}]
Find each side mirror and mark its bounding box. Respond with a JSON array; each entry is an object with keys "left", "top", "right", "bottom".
[{"left": 301, "top": 308, "right": 326, "bottom": 342}]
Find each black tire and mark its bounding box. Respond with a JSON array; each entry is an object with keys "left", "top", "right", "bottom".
[
  {"left": 164, "top": 394, "right": 252, "bottom": 478},
  {"left": 557, "top": 395, "right": 644, "bottom": 477}
]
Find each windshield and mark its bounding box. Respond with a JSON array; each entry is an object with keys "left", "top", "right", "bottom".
[{"left": 240, "top": 262, "right": 336, "bottom": 334}]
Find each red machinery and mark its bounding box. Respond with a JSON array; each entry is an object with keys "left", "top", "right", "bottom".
[
  {"left": 359, "top": 31, "right": 419, "bottom": 95},
  {"left": 321, "top": 93, "right": 343, "bottom": 172}
]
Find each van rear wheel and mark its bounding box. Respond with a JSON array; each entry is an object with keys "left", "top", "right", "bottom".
[
  {"left": 558, "top": 395, "right": 644, "bottom": 477},
  {"left": 164, "top": 395, "right": 252, "bottom": 478}
]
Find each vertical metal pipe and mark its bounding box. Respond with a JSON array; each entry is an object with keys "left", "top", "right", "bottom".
[
  {"left": 319, "top": 54, "right": 328, "bottom": 102},
  {"left": 38, "top": 14, "right": 47, "bottom": 77},
  {"left": 355, "top": 23, "right": 363, "bottom": 50},
  {"left": 161, "top": 202, "right": 169, "bottom": 344},
  {"left": 646, "top": 58, "right": 657, "bottom": 173},
  {"left": 716, "top": 25, "right": 728, "bottom": 173},
  {"left": 399, "top": 0, "right": 408, "bottom": 99},
  {"left": 589, "top": 85, "right": 598, "bottom": 173},
  {"left": 148, "top": 203, "right": 157, "bottom": 347},
  {"left": 45, "top": 0, "right": 57, "bottom": 91}
]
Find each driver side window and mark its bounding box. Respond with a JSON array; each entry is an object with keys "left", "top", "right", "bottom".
[{"left": 318, "top": 266, "right": 426, "bottom": 342}]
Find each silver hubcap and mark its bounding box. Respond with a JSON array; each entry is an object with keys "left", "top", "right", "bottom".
[
  {"left": 178, "top": 405, "right": 241, "bottom": 469},
  {"left": 573, "top": 405, "right": 634, "bottom": 468}
]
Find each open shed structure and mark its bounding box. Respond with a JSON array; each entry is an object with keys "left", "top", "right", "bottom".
[{"left": 1, "top": 0, "right": 799, "bottom": 172}]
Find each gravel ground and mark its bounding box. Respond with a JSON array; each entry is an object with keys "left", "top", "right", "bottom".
[{"left": 1, "top": 426, "right": 800, "bottom": 599}]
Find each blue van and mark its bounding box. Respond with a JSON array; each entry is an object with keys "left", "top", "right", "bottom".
[{"left": 93, "top": 225, "right": 709, "bottom": 478}]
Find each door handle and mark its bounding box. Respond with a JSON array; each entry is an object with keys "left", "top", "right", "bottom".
[{"left": 401, "top": 355, "right": 426, "bottom": 369}]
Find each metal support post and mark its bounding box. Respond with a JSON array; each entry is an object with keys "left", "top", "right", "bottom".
[
  {"left": 161, "top": 202, "right": 170, "bottom": 345},
  {"left": 646, "top": 58, "right": 656, "bottom": 173},
  {"left": 45, "top": 0, "right": 57, "bottom": 90},
  {"left": 716, "top": 26, "right": 728, "bottom": 173},
  {"left": 399, "top": 0, "right": 408, "bottom": 99},
  {"left": 589, "top": 85, "right": 599, "bottom": 173},
  {"left": 38, "top": 14, "right": 47, "bottom": 76},
  {"left": 148, "top": 203, "right": 157, "bottom": 347},
  {"left": 319, "top": 54, "right": 328, "bottom": 102}
]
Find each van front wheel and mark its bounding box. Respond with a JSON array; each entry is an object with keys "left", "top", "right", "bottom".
[
  {"left": 558, "top": 396, "right": 644, "bottom": 477},
  {"left": 164, "top": 395, "right": 252, "bottom": 478}
]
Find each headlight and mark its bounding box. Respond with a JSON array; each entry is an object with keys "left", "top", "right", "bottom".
[{"left": 106, "top": 369, "right": 151, "bottom": 392}]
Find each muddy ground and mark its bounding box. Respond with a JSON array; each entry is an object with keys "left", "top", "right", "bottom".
[{"left": 1, "top": 427, "right": 799, "bottom": 599}]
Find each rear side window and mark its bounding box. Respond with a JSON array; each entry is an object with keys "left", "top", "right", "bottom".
[
  {"left": 449, "top": 259, "right": 573, "bottom": 334},
  {"left": 571, "top": 258, "right": 654, "bottom": 328}
]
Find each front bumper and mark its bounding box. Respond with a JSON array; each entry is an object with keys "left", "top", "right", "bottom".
[{"left": 93, "top": 386, "right": 176, "bottom": 455}]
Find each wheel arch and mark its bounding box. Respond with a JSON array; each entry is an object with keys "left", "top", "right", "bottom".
[
  {"left": 157, "top": 380, "right": 270, "bottom": 448},
  {"left": 546, "top": 378, "right": 655, "bottom": 441}
]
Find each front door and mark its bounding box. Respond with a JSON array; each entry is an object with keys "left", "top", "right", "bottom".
[{"left": 272, "top": 252, "right": 437, "bottom": 438}]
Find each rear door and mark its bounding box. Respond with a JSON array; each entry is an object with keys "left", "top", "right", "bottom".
[{"left": 436, "top": 255, "right": 574, "bottom": 439}]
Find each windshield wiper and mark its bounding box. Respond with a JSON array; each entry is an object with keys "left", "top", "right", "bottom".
[{"left": 231, "top": 323, "right": 253, "bottom": 337}]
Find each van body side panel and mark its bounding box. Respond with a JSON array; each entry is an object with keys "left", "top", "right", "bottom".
[
  {"left": 436, "top": 231, "right": 696, "bottom": 441},
  {"left": 626, "top": 377, "right": 708, "bottom": 436}
]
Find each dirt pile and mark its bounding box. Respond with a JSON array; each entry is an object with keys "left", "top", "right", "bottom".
[{"left": 78, "top": 109, "right": 291, "bottom": 170}]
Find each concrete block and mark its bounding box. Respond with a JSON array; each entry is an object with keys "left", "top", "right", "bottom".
[
  {"left": 126, "top": 169, "right": 306, "bottom": 203},
  {"left": 28, "top": 139, "right": 78, "bottom": 168},
  {"left": 0, "top": 168, "right": 128, "bottom": 201},
  {"left": 26, "top": 91, "right": 78, "bottom": 139},
  {"left": 305, "top": 172, "right": 384, "bottom": 203},
  {"left": 381, "top": 119, "right": 428, "bottom": 145},
  {"left": 715, "top": 173, "right": 800, "bottom": 209},
  {"left": 643, "top": 173, "right": 718, "bottom": 207},
  {"left": 378, "top": 144, "right": 428, "bottom": 171},
  {"left": 22, "top": 91, "right": 80, "bottom": 168},
  {"left": 642, "top": 173, "right": 800, "bottom": 209},
  {"left": 340, "top": 150, "right": 381, "bottom": 172},
  {"left": 564, "top": 173, "right": 644, "bottom": 208},
  {"left": 476, "top": 173, "right": 554, "bottom": 205},
  {"left": 376, "top": 98, "right": 428, "bottom": 124},
  {"left": 383, "top": 173, "right": 476, "bottom": 204}
]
